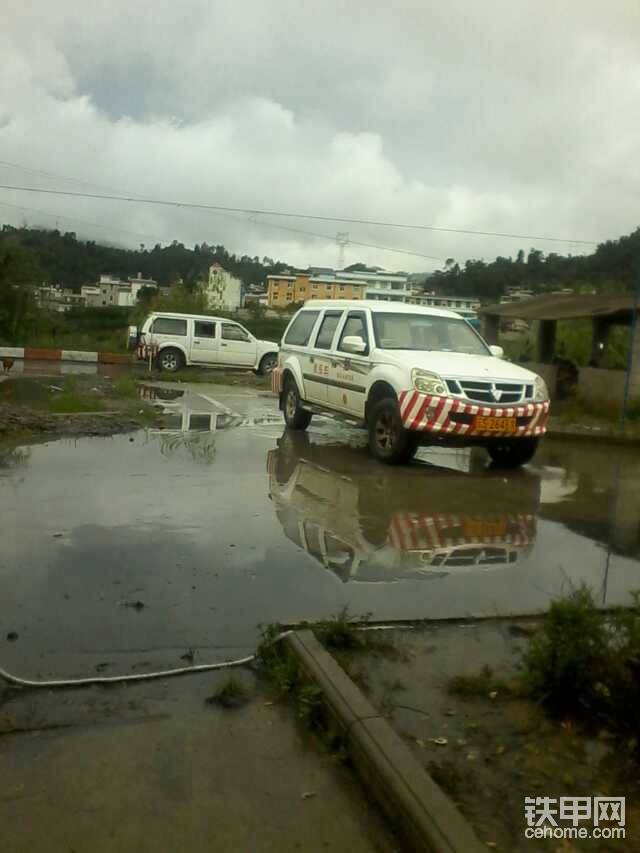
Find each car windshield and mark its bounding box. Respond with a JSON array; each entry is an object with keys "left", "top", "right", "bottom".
[{"left": 372, "top": 312, "right": 489, "bottom": 355}]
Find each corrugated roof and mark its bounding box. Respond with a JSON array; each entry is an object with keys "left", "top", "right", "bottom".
[{"left": 479, "top": 293, "right": 636, "bottom": 321}]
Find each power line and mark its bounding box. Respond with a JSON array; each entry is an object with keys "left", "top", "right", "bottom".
[
  {"left": 0, "top": 199, "right": 164, "bottom": 244},
  {"left": 0, "top": 184, "right": 444, "bottom": 262},
  {"left": 0, "top": 182, "right": 597, "bottom": 246}
]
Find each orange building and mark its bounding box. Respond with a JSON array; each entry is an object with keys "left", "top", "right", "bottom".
[{"left": 266, "top": 272, "right": 365, "bottom": 308}]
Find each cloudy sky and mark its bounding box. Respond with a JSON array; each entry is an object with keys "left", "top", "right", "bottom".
[{"left": 1, "top": 1, "right": 639, "bottom": 272}]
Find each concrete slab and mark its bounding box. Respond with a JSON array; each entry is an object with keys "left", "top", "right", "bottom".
[{"left": 0, "top": 669, "right": 398, "bottom": 853}]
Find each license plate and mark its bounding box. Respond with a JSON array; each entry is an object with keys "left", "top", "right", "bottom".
[
  {"left": 474, "top": 415, "right": 517, "bottom": 433},
  {"left": 463, "top": 518, "right": 508, "bottom": 539}
]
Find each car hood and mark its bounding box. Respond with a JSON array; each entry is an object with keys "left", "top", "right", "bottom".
[{"left": 376, "top": 349, "right": 541, "bottom": 382}]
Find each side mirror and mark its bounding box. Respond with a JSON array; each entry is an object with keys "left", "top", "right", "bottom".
[
  {"left": 341, "top": 335, "right": 367, "bottom": 354},
  {"left": 489, "top": 345, "right": 504, "bottom": 359}
]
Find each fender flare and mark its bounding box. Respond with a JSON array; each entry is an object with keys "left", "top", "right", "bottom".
[{"left": 281, "top": 357, "right": 305, "bottom": 399}]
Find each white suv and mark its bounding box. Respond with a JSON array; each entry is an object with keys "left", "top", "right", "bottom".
[
  {"left": 272, "top": 300, "right": 550, "bottom": 467},
  {"left": 136, "top": 312, "right": 279, "bottom": 374}
]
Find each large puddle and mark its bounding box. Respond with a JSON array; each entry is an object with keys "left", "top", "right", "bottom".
[{"left": 1, "top": 384, "right": 639, "bottom": 678}]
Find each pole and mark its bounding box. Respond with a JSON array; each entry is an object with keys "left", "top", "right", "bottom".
[{"left": 621, "top": 258, "right": 640, "bottom": 425}]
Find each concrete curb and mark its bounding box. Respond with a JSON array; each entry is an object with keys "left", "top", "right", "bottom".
[
  {"left": 0, "top": 346, "right": 132, "bottom": 365},
  {"left": 546, "top": 424, "right": 640, "bottom": 446},
  {"left": 286, "top": 630, "right": 485, "bottom": 853}
]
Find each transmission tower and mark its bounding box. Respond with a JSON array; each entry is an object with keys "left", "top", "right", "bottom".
[{"left": 336, "top": 232, "right": 349, "bottom": 270}]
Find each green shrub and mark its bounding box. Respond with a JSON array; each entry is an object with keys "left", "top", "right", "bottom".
[{"left": 522, "top": 586, "right": 640, "bottom": 736}]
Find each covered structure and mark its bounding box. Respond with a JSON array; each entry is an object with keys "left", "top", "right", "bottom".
[{"left": 479, "top": 293, "right": 639, "bottom": 406}]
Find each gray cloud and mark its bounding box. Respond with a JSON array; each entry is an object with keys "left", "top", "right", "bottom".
[{"left": 1, "top": 0, "right": 639, "bottom": 272}]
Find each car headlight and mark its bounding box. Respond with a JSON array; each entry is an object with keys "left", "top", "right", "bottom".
[
  {"left": 411, "top": 369, "right": 447, "bottom": 395},
  {"left": 534, "top": 376, "right": 549, "bottom": 402}
]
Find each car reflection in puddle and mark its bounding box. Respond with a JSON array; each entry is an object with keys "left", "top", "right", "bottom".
[{"left": 267, "top": 432, "right": 540, "bottom": 583}]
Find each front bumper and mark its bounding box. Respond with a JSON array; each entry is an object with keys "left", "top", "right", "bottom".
[{"left": 398, "top": 391, "right": 550, "bottom": 439}]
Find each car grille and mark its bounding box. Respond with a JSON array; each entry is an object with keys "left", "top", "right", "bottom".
[{"left": 446, "top": 379, "right": 528, "bottom": 404}]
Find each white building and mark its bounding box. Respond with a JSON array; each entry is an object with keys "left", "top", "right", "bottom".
[
  {"left": 81, "top": 273, "right": 157, "bottom": 308},
  {"left": 203, "top": 263, "right": 243, "bottom": 311},
  {"left": 337, "top": 270, "right": 414, "bottom": 302},
  {"left": 410, "top": 293, "right": 481, "bottom": 325}
]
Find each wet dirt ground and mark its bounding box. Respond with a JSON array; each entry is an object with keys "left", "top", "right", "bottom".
[
  {"left": 0, "top": 665, "right": 398, "bottom": 853},
  {"left": 351, "top": 624, "right": 638, "bottom": 852},
  {"left": 2, "top": 378, "right": 640, "bottom": 850},
  {"left": 1, "top": 381, "right": 639, "bottom": 679}
]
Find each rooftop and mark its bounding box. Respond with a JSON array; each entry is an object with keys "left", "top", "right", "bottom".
[
  {"left": 479, "top": 293, "right": 637, "bottom": 321},
  {"left": 301, "top": 299, "right": 460, "bottom": 318}
]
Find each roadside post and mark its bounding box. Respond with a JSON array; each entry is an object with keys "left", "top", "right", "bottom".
[{"left": 621, "top": 257, "right": 640, "bottom": 425}]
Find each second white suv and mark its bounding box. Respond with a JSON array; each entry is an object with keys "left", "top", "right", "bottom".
[
  {"left": 272, "top": 300, "right": 550, "bottom": 467},
  {"left": 136, "top": 312, "right": 279, "bottom": 374}
]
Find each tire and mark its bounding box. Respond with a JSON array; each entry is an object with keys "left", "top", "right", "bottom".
[
  {"left": 258, "top": 352, "right": 278, "bottom": 375},
  {"left": 487, "top": 438, "right": 539, "bottom": 469},
  {"left": 367, "top": 397, "right": 418, "bottom": 465},
  {"left": 157, "top": 347, "right": 185, "bottom": 373},
  {"left": 283, "top": 378, "right": 312, "bottom": 430}
]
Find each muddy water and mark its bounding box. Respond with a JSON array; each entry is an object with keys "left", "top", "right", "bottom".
[{"left": 1, "top": 384, "right": 639, "bottom": 679}]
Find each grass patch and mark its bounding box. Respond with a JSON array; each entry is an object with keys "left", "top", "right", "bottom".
[
  {"left": 48, "top": 393, "right": 105, "bottom": 414},
  {"left": 112, "top": 376, "right": 138, "bottom": 398},
  {"left": 522, "top": 586, "right": 640, "bottom": 737},
  {"left": 448, "top": 664, "right": 515, "bottom": 699},
  {"left": 206, "top": 677, "right": 250, "bottom": 709},
  {"left": 448, "top": 586, "right": 640, "bottom": 749},
  {"left": 314, "top": 607, "right": 367, "bottom": 652}
]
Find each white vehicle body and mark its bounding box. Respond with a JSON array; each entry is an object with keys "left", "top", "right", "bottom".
[
  {"left": 137, "top": 312, "right": 279, "bottom": 373},
  {"left": 273, "top": 300, "right": 550, "bottom": 464}
]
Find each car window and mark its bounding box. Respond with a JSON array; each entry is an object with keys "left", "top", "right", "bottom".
[
  {"left": 221, "top": 323, "right": 250, "bottom": 342},
  {"left": 337, "top": 312, "right": 369, "bottom": 354},
  {"left": 314, "top": 311, "right": 342, "bottom": 349},
  {"left": 372, "top": 312, "right": 488, "bottom": 354},
  {"left": 152, "top": 317, "right": 187, "bottom": 336},
  {"left": 194, "top": 321, "right": 217, "bottom": 338},
  {"left": 284, "top": 310, "right": 320, "bottom": 346}
]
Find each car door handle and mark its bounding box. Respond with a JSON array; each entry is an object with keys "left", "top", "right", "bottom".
[
  {"left": 194, "top": 339, "right": 201, "bottom": 344},
  {"left": 221, "top": 343, "right": 228, "bottom": 347}
]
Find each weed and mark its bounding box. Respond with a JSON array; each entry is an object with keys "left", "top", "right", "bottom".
[
  {"left": 522, "top": 586, "right": 640, "bottom": 736},
  {"left": 207, "top": 677, "right": 249, "bottom": 709},
  {"left": 113, "top": 376, "right": 138, "bottom": 398},
  {"left": 448, "top": 665, "right": 515, "bottom": 699},
  {"left": 314, "top": 607, "right": 367, "bottom": 651}
]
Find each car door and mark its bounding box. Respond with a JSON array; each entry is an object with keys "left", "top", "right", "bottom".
[
  {"left": 190, "top": 319, "right": 220, "bottom": 364},
  {"left": 305, "top": 309, "right": 344, "bottom": 403},
  {"left": 281, "top": 309, "right": 321, "bottom": 402},
  {"left": 219, "top": 322, "right": 258, "bottom": 366},
  {"left": 327, "top": 310, "right": 371, "bottom": 417}
]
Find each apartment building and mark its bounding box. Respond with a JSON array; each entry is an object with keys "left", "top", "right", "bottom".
[
  {"left": 337, "top": 270, "right": 414, "bottom": 302},
  {"left": 266, "top": 272, "right": 365, "bottom": 308}
]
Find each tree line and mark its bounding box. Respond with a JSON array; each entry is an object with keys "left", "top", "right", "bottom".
[
  {"left": 426, "top": 227, "right": 640, "bottom": 302},
  {"left": 0, "top": 224, "right": 291, "bottom": 289}
]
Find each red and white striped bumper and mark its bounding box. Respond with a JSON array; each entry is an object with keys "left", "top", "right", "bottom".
[
  {"left": 389, "top": 511, "right": 536, "bottom": 551},
  {"left": 271, "top": 366, "right": 284, "bottom": 394},
  {"left": 398, "top": 391, "right": 550, "bottom": 438}
]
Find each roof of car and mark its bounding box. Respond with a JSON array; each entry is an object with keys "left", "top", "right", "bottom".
[
  {"left": 299, "top": 299, "right": 461, "bottom": 318},
  {"left": 147, "top": 311, "right": 237, "bottom": 322}
]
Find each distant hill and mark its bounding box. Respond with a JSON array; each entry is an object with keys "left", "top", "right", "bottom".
[
  {"left": 0, "top": 224, "right": 290, "bottom": 289},
  {"left": 1, "top": 222, "right": 638, "bottom": 301},
  {"left": 426, "top": 228, "right": 640, "bottom": 301}
]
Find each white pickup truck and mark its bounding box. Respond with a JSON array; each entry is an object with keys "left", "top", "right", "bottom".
[
  {"left": 135, "top": 311, "right": 279, "bottom": 374},
  {"left": 272, "top": 300, "right": 550, "bottom": 467}
]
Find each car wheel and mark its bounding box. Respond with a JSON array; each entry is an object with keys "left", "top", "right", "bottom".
[
  {"left": 258, "top": 353, "right": 278, "bottom": 375},
  {"left": 283, "top": 378, "right": 312, "bottom": 430},
  {"left": 367, "top": 397, "right": 417, "bottom": 465},
  {"left": 488, "top": 438, "right": 539, "bottom": 468},
  {"left": 158, "top": 347, "right": 184, "bottom": 373}
]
